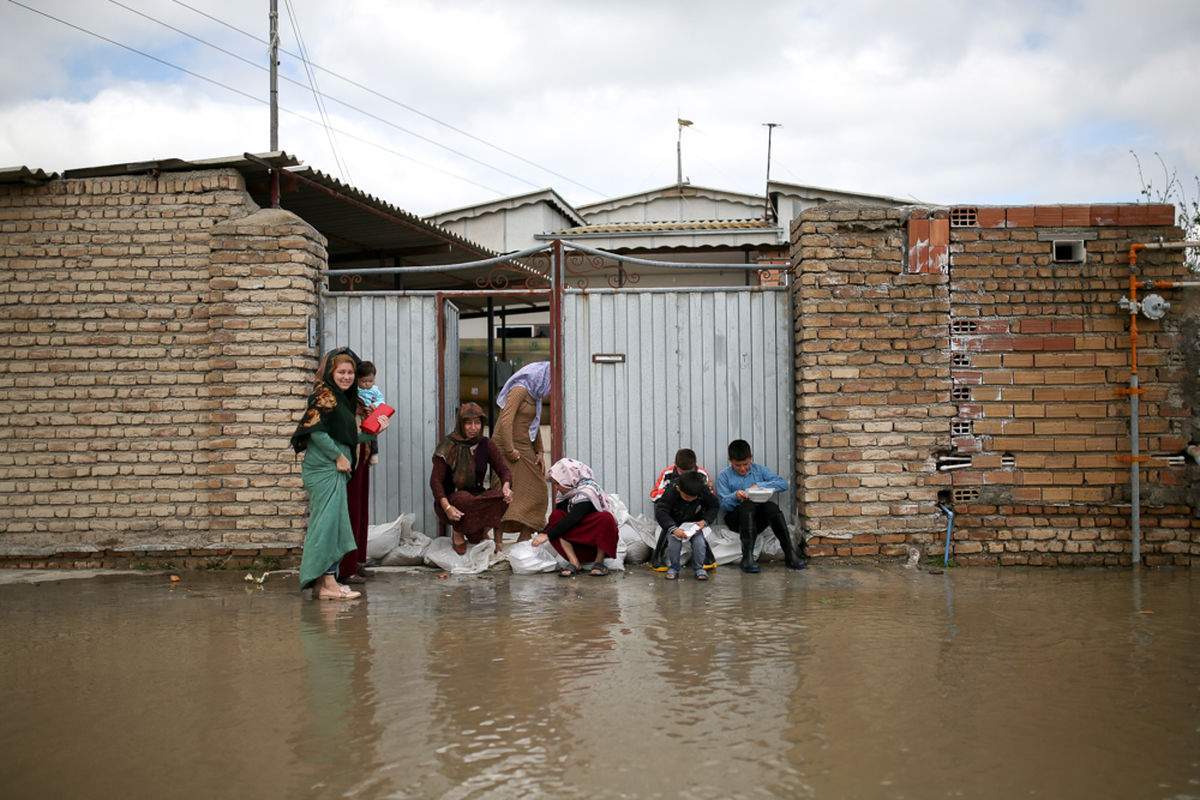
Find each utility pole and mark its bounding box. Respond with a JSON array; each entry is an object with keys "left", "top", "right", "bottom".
[
  {"left": 269, "top": 0, "right": 279, "bottom": 151},
  {"left": 676, "top": 118, "right": 692, "bottom": 187},
  {"left": 762, "top": 122, "right": 780, "bottom": 221}
]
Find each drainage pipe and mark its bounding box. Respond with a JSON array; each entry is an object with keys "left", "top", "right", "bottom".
[
  {"left": 1124, "top": 241, "right": 1200, "bottom": 565},
  {"left": 937, "top": 503, "right": 955, "bottom": 566}
]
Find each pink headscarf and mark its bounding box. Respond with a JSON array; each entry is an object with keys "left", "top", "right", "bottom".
[{"left": 547, "top": 458, "right": 611, "bottom": 513}]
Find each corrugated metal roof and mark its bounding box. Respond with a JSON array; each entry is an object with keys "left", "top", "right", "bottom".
[
  {"left": 259, "top": 165, "right": 545, "bottom": 300},
  {"left": 543, "top": 218, "right": 779, "bottom": 237},
  {"left": 0, "top": 166, "right": 59, "bottom": 184},
  {"left": 45, "top": 152, "right": 546, "bottom": 303}
]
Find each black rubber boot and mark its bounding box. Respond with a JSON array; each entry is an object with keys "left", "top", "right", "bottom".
[
  {"left": 740, "top": 533, "right": 760, "bottom": 573},
  {"left": 651, "top": 528, "right": 669, "bottom": 569},
  {"left": 766, "top": 507, "right": 806, "bottom": 570},
  {"left": 778, "top": 529, "right": 807, "bottom": 570}
]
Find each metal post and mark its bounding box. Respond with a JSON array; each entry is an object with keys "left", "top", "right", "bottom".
[
  {"left": 1130, "top": 373, "right": 1140, "bottom": 565},
  {"left": 269, "top": 0, "right": 279, "bottom": 151},
  {"left": 550, "top": 240, "right": 564, "bottom": 462},
  {"left": 762, "top": 122, "right": 780, "bottom": 221},
  {"left": 486, "top": 297, "right": 496, "bottom": 434}
]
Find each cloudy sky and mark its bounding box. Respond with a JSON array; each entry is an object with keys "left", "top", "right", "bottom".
[{"left": 1, "top": 0, "right": 1197, "bottom": 219}]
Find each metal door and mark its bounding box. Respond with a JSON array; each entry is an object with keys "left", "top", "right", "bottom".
[
  {"left": 560, "top": 287, "right": 793, "bottom": 522},
  {"left": 323, "top": 293, "right": 453, "bottom": 534}
]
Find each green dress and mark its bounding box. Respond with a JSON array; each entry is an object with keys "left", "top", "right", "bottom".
[
  {"left": 298, "top": 431, "right": 357, "bottom": 589},
  {"left": 290, "top": 348, "right": 367, "bottom": 590}
]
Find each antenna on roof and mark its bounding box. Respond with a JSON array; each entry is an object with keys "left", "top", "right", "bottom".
[
  {"left": 676, "top": 118, "right": 693, "bottom": 188},
  {"left": 762, "top": 122, "right": 781, "bottom": 221}
]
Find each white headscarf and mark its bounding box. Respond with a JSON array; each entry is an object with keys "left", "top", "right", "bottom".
[{"left": 496, "top": 361, "right": 551, "bottom": 441}]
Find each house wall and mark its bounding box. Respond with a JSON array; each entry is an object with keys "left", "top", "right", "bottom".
[
  {"left": 791, "top": 202, "right": 1199, "bottom": 566},
  {"left": 0, "top": 170, "right": 322, "bottom": 568},
  {"left": 581, "top": 189, "right": 764, "bottom": 225},
  {"left": 434, "top": 201, "right": 577, "bottom": 253}
]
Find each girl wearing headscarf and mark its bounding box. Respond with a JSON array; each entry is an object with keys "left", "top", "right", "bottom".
[
  {"left": 431, "top": 402, "right": 513, "bottom": 555},
  {"left": 531, "top": 458, "right": 619, "bottom": 577},
  {"left": 290, "top": 349, "right": 388, "bottom": 600},
  {"left": 494, "top": 361, "right": 552, "bottom": 542}
]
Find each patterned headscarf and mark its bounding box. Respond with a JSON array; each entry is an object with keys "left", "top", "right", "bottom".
[
  {"left": 433, "top": 402, "right": 486, "bottom": 491},
  {"left": 496, "top": 361, "right": 551, "bottom": 442},
  {"left": 290, "top": 350, "right": 361, "bottom": 467},
  {"left": 547, "top": 458, "right": 611, "bottom": 513}
]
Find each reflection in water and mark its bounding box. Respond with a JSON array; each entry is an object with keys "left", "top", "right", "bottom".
[
  {"left": 0, "top": 566, "right": 1197, "bottom": 799},
  {"left": 295, "top": 601, "right": 382, "bottom": 795}
]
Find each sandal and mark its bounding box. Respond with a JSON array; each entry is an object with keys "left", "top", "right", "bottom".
[
  {"left": 451, "top": 534, "right": 467, "bottom": 555},
  {"left": 694, "top": 571, "right": 708, "bottom": 581},
  {"left": 665, "top": 569, "right": 678, "bottom": 580},
  {"left": 317, "top": 584, "right": 361, "bottom": 600},
  {"left": 559, "top": 564, "right": 579, "bottom": 577},
  {"left": 589, "top": 565, "right": 610, "bottom": 577},
  {"left": 344, "top": 574, "right": 367, "bottom": 585}
]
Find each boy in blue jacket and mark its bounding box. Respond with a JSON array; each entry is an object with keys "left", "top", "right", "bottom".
[{"left": 716, "top": 438, "right": 806, "bottom": 573}]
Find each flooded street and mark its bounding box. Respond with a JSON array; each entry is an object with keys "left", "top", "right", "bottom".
[{"left": 2, "top": 563, "right": 1198, "bottom": 799}]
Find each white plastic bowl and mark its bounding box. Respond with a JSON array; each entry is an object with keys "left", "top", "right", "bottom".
[{"left": 746, "top": 486, "right": 775, "bottom": 503}]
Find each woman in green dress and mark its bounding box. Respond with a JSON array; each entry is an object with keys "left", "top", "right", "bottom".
[{"left": 290, "top": 349, "right": 388, "bottom": 600}]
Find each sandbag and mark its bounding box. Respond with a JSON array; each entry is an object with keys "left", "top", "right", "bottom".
[
  {"left": 618, "top": 519, "right": 651, "bottom": 564},
  {"left": 365, "top": 513, "right": 411, "bottom": 561},
  {"left": 423, "top": 536, "right": 494, "bottom": 574},
  {"left": 378, "top": 517, "right": 431, "bottom": 566},
  {"left": 705, "top": 526, "right": 743, "bottom": 566},
  {"left": 607, "top": 493, "right": 632, "bottom": 527},
  {"left": 507, "top": 539, "right": 564, "bottom": 574}
]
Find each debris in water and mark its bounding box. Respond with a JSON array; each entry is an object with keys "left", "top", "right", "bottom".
[{"left": 244, "top": 572, "right": 269, "bottom": 584}]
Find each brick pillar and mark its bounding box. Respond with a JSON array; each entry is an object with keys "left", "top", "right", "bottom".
[{"left": 202, "top": 208, "right": 326, "bottom": 545}]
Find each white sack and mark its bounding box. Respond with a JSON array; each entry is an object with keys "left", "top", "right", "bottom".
[
  {"left": 366, "top": 513, "right": 412, "bottom": 561},
  {"left": 507, "top": 539, "right": 564, "bottom": 574},
  {"left": 378, "top": 517, "right": 431, "bottom": 566},
  {"left": 423, "top": 536, "right": 493, "bottom": 574}
]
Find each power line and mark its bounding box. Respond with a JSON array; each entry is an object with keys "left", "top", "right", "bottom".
[
  {"left": 100, "top": 0, "right": 541, "bottom": 191},
  {"left": 6, "top": 0, "right": 508, "bottom": 196},
  {"left": 167, "top": 0, "right": 605, "bottom": 197},
  {"left": 282, "top": 0, "right": 350, "bottom": 184}
]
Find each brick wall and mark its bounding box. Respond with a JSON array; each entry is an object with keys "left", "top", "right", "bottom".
[
  {"left": 792, "top": 202, "right": 1199, "bottom": 565},
  {"left": 0, "top": 171, "right": 323, "bottom": 568}
]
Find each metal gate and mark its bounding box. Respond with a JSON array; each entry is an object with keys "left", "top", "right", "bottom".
[
  {"left": 322, "top": 242, "right": 793, "bottom": 535},
  {"left": 561, "top": 287, "right": 793, "bottom": 521},
  {"left": 322, "top": 293, "right": 456, "bottom": 534}
]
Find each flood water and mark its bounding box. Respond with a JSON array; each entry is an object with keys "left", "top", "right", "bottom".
[{"left": 1, "top": 563, "right": 1197, "bottom": 799}]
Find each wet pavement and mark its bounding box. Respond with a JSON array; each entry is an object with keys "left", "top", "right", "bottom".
[{"left": 1, "top": 562, "right": 1198, "bottom": 799}]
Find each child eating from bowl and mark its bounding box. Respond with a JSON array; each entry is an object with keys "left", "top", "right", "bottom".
[{"left": 716, "top": 438, "right": 806, "bottom": 573}]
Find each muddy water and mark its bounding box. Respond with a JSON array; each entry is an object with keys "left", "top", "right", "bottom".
[{"left": 1, "top": 564, "right": 1197, "bottom": 799}]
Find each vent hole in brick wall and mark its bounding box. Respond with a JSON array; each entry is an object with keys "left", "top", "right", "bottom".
[
  {"left": 1053, "top": 240, "right": 1086, "bottom": 263},
  {"left": 951, "top": 319, "right": 979, "bottom": 334},
  {"left": 953, "top": 488, "right": 980, "bottom": 503},
  {"left": 952, "top": 353, "right": 971, "bottom": 367},
  {"left": 951, "top": 420, "right": 974, "bottom": 436},
  {"left": 1002, "top": 453, "right": 1016, "bottom": 468},
  {"left": 950, "top": 207, "right": 977, "bottom": 227},
  {"left": 952, "top": 386, "right": 971, "bottom": 401}
]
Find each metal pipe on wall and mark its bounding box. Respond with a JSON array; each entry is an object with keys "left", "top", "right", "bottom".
[{"left": 1123, "top": 240, "right": 1200, "bottom": 565}]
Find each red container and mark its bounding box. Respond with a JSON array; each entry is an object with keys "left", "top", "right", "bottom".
[{"left": 361, "top": 404, "right": 395, "bottom": 434}]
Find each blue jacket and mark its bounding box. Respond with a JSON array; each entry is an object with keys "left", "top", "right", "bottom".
[{"left": 716, "top": 462, "right": 788, "bottom": 513}]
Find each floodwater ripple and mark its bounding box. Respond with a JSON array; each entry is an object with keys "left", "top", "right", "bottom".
[{"left": 0, "top": 566, "right": 1197, "bottom": 799}]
